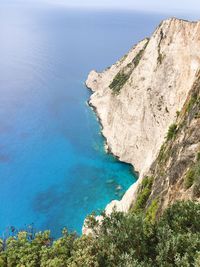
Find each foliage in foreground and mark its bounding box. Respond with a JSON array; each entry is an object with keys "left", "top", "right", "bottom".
[{"left": 0, "top": 201, "right": 199, "bottom": 266}]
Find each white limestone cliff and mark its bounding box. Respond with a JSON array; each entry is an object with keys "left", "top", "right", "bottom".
[{"left": 83, "top": 18, "right": 200, "bottom": 232}]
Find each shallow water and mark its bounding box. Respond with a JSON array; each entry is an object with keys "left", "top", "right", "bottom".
[{"left": 0, "top": 1, "right": 171, "bottom": 237}]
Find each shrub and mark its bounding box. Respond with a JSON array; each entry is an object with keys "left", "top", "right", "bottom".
[
  {"left": 132, "top": 176, "right": 154, "bottom": 213},
  {"left": 145, "top": 199, "right": 159, "bottom": 224},
  {"left": 166, "top": 123, "right": 177, "bottom": 140},
  {"left": 156, "top": 201, "right": 200, "bottom": 267},
  {"left": 132, "top": 39, "right": 149, "bottom": 68},
  {"left": 109, "top": 71, "right": 130, "bottom": 94},
  {"left": 0, "top": 201, "right": 200, "bottom": 266},
  {"left": 109, "top": 40, "right": 149, "bottom": 95},
  {"left": 184, "top": 153, "right": 200, "bottom": 190},
  {"left": 184, "top": 168, "right": 195, "bottom": 189},
  {"left": 185, "top": 93, "right": 198, "bottom": 113}
]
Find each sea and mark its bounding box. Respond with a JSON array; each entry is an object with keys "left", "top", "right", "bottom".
[{"left": 0, "top": 0, "right": 197, "bottom": 237}]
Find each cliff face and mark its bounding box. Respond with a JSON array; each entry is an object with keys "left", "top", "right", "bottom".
[
  {"left": 87, "top": 18, "right": 200, "bottom": 176},
  {"left": 85, "top": 18, "right": 200, "bottom": 216},
  {"left": 145, "top": 72, "right": 200, "bottom": 215}
]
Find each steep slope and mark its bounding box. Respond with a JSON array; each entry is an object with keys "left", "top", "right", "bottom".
[
  {"left": 87, "top": 18, "right": 200, "bottom": 176},
  {"left": 85, "top": 18, "right": 200, "bottom": 216},
  {"left": 143, "top": 71, "right": 200, "bottom": 216}
]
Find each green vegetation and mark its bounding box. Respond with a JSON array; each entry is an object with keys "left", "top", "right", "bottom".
[
  {"left": 132, "top": 39, "right": 149, "bottom": 68},
  {"left": 109, "top": 40, "right": 149, "bottom": 95},
  {"left": 166, "top": 123, "right": 178, "bottom": 141},
  {"left": 157, "top": 143, "right": 166, "bottom": 163},
  {"left": 0, "top": 201, "right": 199, "bottom": 266},
  {"left": 145, "top": 198, "right": 159, "bottom": 224},
  {"left": 132, "top": 44, "right": 147, "bottom": 68},
  {"left": 132, "top": 49, "right": 144, "bottom": 67},
  {"left": 176, "top": 110, "right": 180, "bottom": 117},
  {"left": 109, "top": 71, "right": 130, "bottom": 94},
  {"left": 184, "top": 152, "right": 200, "bottom": 190},
  {"left": 185, "top": 168, "right": 196, "bottom": 189},
  {"left": 132, "top": 176, "right": 154, "bottom": 213},
  {"left": 186, "top": 93, "right": 198, "bottom": 113}
]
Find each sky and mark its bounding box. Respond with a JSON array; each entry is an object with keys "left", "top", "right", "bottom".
[
  {"left": 42, "top": 0, "right": 200, "bottom": 15},
  {"left": 2, "top": 0, "right": 200, "bottom": 17}
]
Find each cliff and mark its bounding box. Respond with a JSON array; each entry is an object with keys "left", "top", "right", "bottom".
[
  {"left": 84, "top": 18, "right": 200, "bottom": 220},
  {"left": 144, "top": 71, "right": 200, "bottom": 215}
]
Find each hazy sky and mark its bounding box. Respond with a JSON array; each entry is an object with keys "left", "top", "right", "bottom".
[
  {"left": 3, "top": 0, "right": 200, "bottom": 16},
  {"left": 44, "top": 0, "right": 200, "bottom": 14}
]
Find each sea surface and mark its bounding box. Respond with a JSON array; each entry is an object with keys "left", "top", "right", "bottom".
[{"left": 0, "top": 1, "right": 188, "bottom": 237}]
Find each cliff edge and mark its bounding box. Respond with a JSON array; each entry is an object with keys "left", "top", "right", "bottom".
[{"left": 83, "top": 18, "right": 200, "bottom": 233}]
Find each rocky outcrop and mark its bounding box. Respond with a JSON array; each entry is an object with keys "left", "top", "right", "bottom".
[
  {"left": 145, "top": 71, "right": 200, "bottom": 215},
  {"left": 84, "top": 18, "right": 200, "bottom": 219}
]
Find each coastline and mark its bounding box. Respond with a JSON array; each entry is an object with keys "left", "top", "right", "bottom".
[
  {"left": 82, "top": 18, "right": 200, "bottom": 234},
  {"left": 86, "top": 84, "right": 138, "bottom": 176},
  {"left": 84, "top": 84, "right": 141, "bottom": 213},
  {"left": 82, "top": 84, "right": 142, "bottom": 235},
  {"left": 86, "top": 93, "right": 130, "bottom": 164}
]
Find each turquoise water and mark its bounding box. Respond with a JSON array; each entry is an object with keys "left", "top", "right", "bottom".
[{"left": 0, "top": 1, "right": 170, "bottom": 237}]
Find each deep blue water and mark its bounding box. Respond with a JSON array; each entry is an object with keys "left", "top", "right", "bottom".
[{"left": 0, "top": 2, "right": 188, "bottom": 237}]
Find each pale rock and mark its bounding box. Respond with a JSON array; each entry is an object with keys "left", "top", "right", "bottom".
[{"left": 83, "top": 18, "right": 200, "bottom": 233}]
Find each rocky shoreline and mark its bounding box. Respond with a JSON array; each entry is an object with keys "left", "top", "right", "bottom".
[
  {"left": 85, "top": 85, "right": 140, "bottom": 214},
  {"left": 83, "top": 18, "right": 200, "bottom": 233}
]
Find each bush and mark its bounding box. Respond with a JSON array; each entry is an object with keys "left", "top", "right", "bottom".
[
  {"left": 184, "top": 168, "right": 195, "bottom": 189},
  {"left": 184, "top": 153, "right": 200, "bottom": 190},
  {"left": 145, "top": 199, "right": 159, "bottom": 224},
  {"left": 132, "top": 176, "right": 154, "bottom": 213},
  {"left": 156, "top": 201, "right": 200, "bottom": 266},
  {"left": 185, "top": 93, "right": 198, "bottom": 113},
  {"left": 0, "top": 201, "right": 200, "bottom": 266},
  {"left": 166, "top": 123, "right": 177, "bottom": 140}
]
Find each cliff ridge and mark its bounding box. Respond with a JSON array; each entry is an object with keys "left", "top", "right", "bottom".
[{"left": 84, "top": 19, "right": 200, "bottom": 228}]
